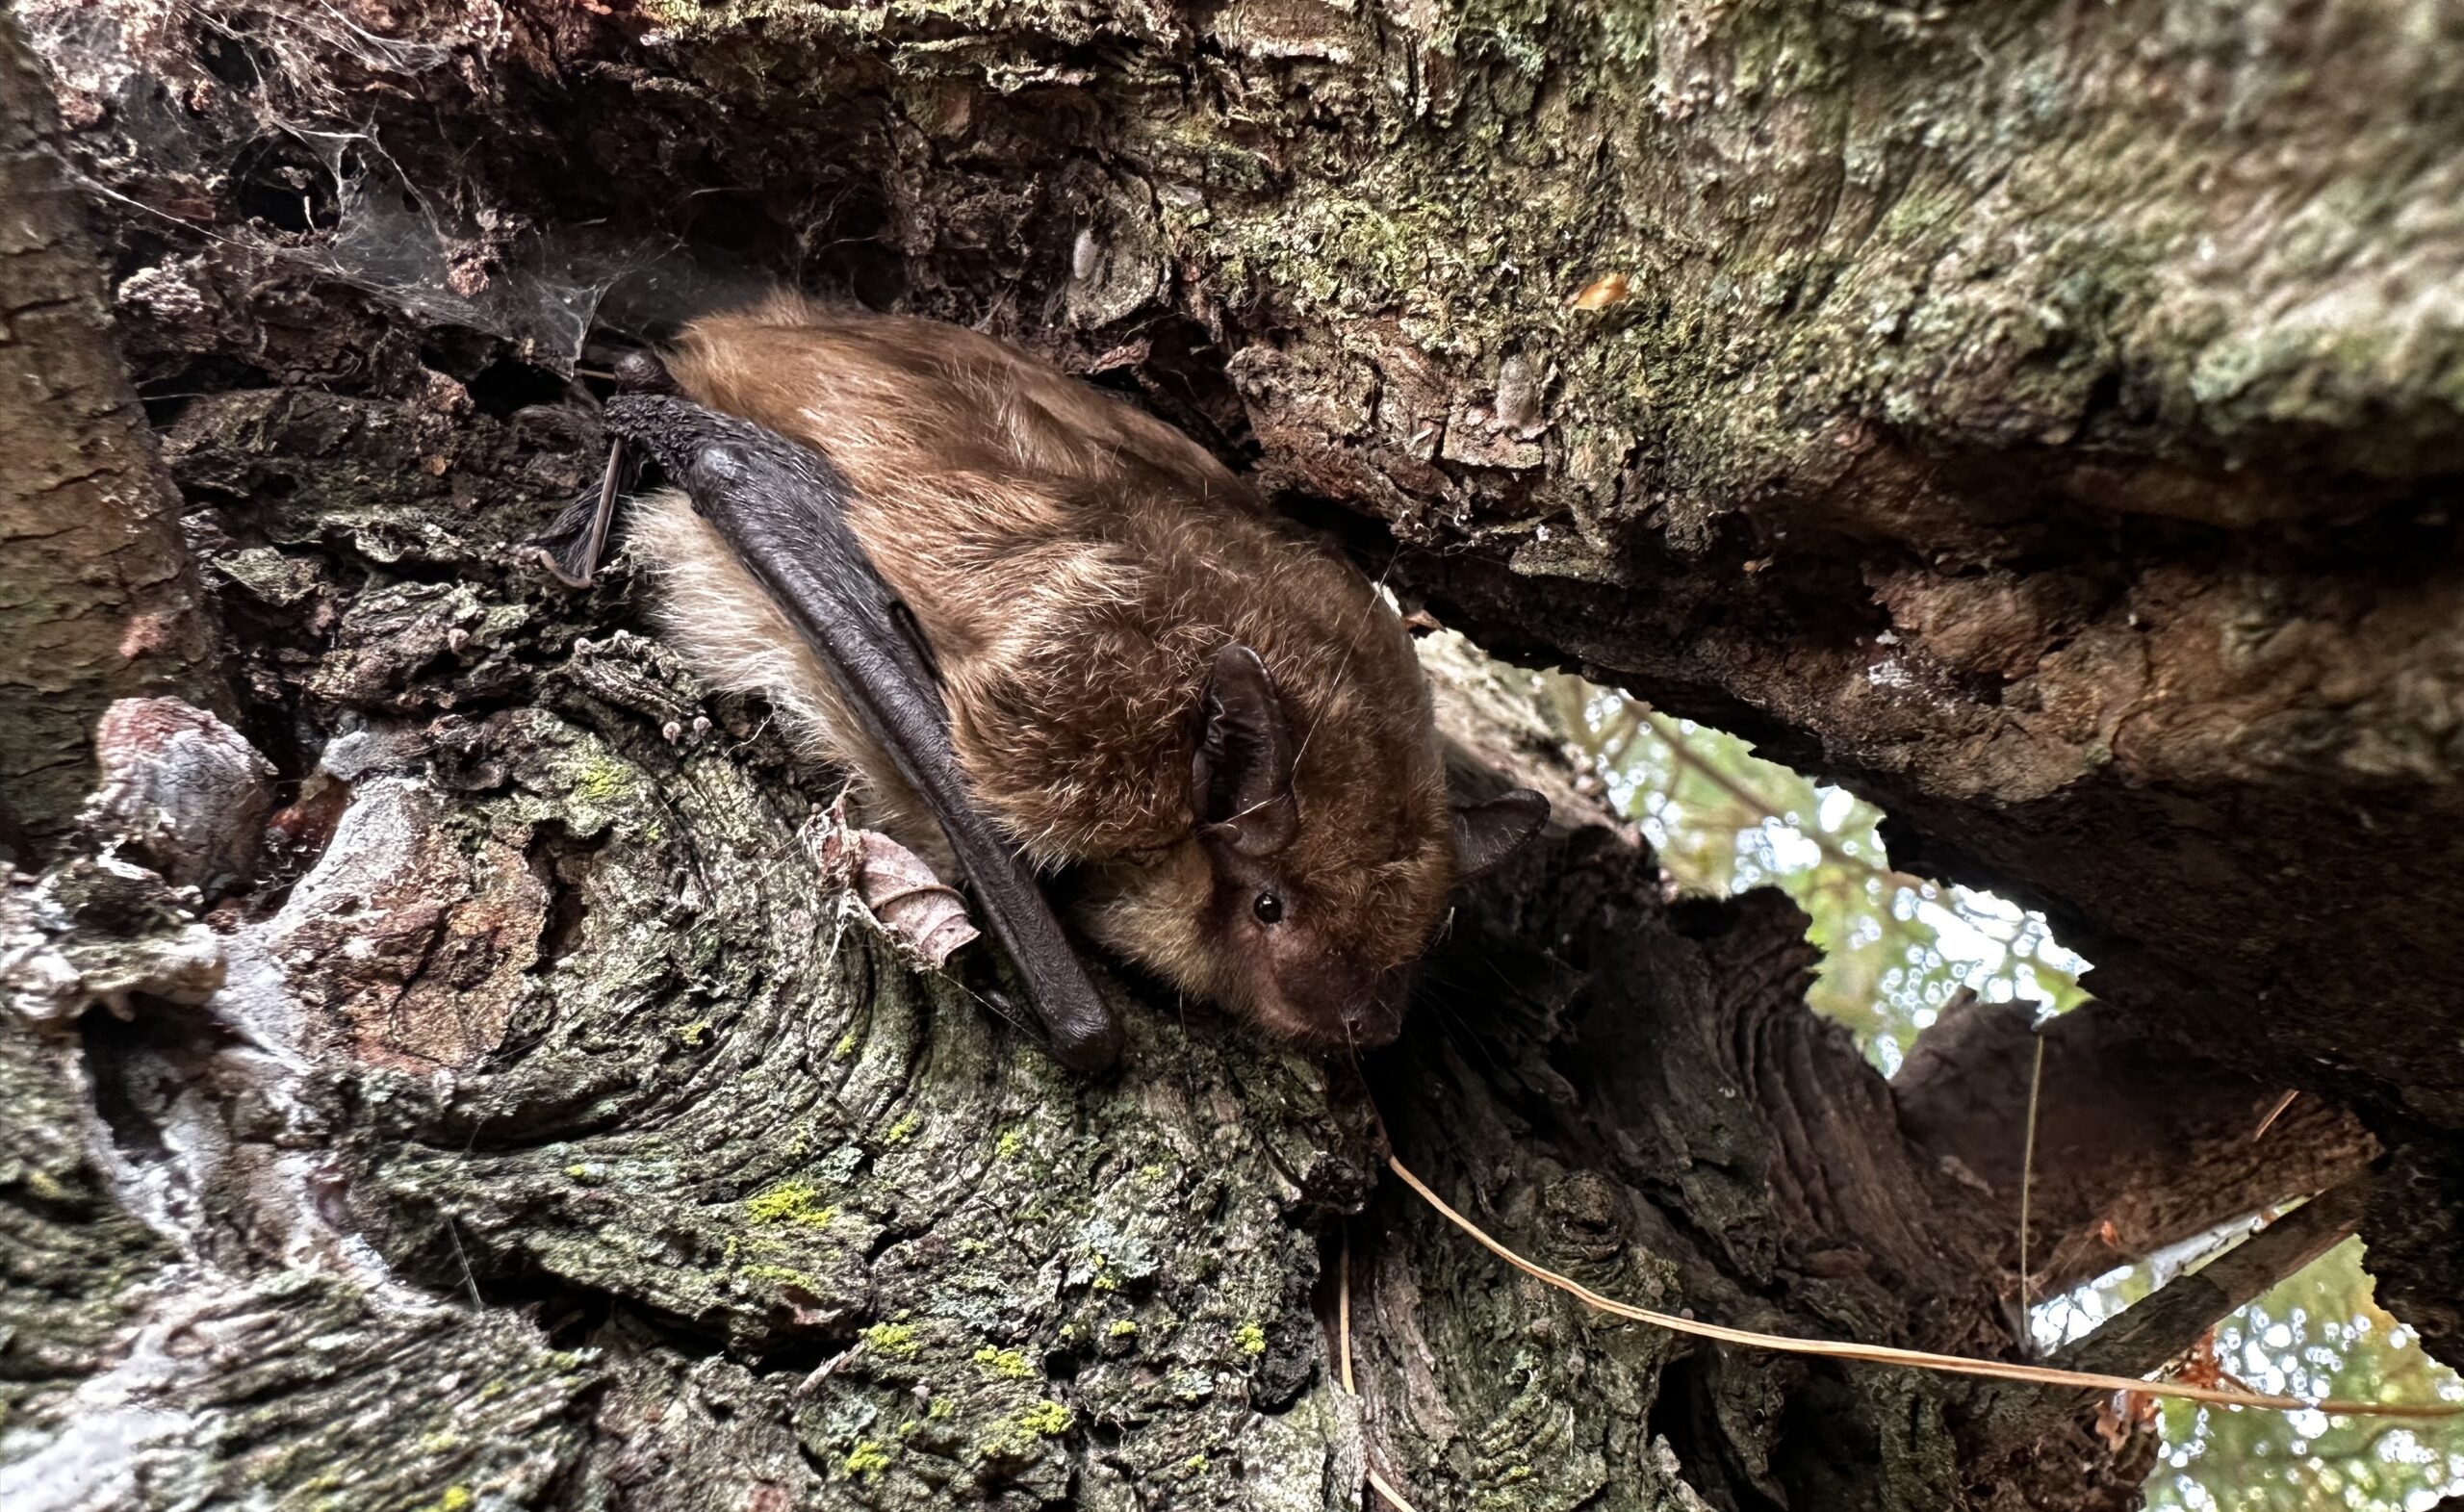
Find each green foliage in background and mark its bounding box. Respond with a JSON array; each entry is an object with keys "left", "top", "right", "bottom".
[
  {"left": 2072, "top": 1237, "right": 2464, "bottom": 1512},
  {"left": 1544, "top": 677, "right": 2464, "bottom": 1511},
  {"left": 1540, "top": 679, "right": 2088, "bottom": 1075}
]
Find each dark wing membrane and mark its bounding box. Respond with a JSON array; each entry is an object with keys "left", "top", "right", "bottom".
[{"left": 603, "top": 393, "right": 1124, "bottom": 1072}]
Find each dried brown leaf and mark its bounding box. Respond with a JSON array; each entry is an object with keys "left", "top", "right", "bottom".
[{"left": 855, "top": 830, "right": 979, "bottom": 966}]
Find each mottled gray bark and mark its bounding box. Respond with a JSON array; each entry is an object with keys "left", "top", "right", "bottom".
[{"left": 2, "top": 1, "right": 2452, "bottom": 1509}]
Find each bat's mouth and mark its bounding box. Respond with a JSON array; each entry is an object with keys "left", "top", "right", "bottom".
[{"left": 1244, "top": 971, "right": 1410, "bottom": 1054}]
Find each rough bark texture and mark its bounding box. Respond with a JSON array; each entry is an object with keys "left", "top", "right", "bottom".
[
  {"left": 3, "top": 1, "right": 2454, "bottom": 1509},
  {"left": 0, "top": 6, "right": 226, "bottom": 853}
]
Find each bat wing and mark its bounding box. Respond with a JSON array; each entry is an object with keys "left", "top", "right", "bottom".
[{"left": 603, "top": 391, "right": 1124, "bottom": 1073}]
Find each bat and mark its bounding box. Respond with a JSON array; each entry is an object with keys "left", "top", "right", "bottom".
[{"left": 537, "top": 297, "right": 1547, "bottom": 1066}]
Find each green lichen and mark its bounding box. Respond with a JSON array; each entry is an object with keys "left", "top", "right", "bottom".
[
  {"left": 993, "top": 1129, "right": 1023, "bottom": 1160},
  {"left": 1185, "top": 1454, "right": 1211, "bottom": 1474},
  {"left": 844, "top": 1441, "right": 892, "bottom": 1478},
  {"left": 570, "top": 756, "right": 632, "bottom": 807},
  {"left": 744, "top": 1181, "right": 835, "bottom": 1229},
  {"left": 742, "top": 1263, "right": 819, "bottom": 1290},
  {"left": 929, "top": 1397, "right": 955, "bottom": 1420},
  {"left": 972, "top": 1345, "right": 1033, "bottom": 1379},
  {"left": 882, "top": 1113, "right": 918, "bottom": 1144},
  {"left": 675, "top": 1019, "right": 711, "bottom": 1046},
  {"left": 862, "top": 1321, "right": 921, "bottom": 1358},
  {"left": 1015, "top": 1400, "right": 1071, "bottom": 1437},
  {"left": 1235, "top": 1320, "right": 1268, "bottom": 1356},
  {"left": 834, "top": 1031, "right": 860, "bottom": 1060},
  {"left": 1107, "top": 1320, "right": 1138, "bottom": 1338}
]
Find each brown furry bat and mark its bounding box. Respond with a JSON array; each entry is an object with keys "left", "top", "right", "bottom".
[{"left": 565, "top": 297, "right": 1545, "bottom": 1066}]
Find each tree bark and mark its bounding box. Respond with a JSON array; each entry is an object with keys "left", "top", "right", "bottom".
[
  {"left": 3, "top": 1, "right": 2454, "bottom": 1509},
  {"left": 0, "top": 5, "right": 226, "bottom": 855}
]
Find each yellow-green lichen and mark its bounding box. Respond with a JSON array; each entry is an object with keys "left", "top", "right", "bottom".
[
  {"left": 742, "top": 1263, "right": 819, "bottom": 1290},
  {"left": 1235, "top": 1320, "right": 1267, "bottom": 1356},
  {"left": 675, "top": 1019, "right": 710, "bottom": 1046},
  {"left": 862, "top": 1322, "right": 921, "bottom": 1358},
  {"left": 745, "top": 1181, "right": 835, "bottom": 1229},
  {"left": 994, "top": 1129, "right": 1023, "bottom": 1160},
  {"left": 834, "top": 1031, "right": 860, "bottom": 1060},
  {"left": 973, "top": 1345, "right": 1033, "bottom": 1379},
  {"left": 1107, "top": 1320, "right": 1138, "bottom": 1339},
  {"left": 844, "top": 1441, "right": 892, "bottom": 1478},
  {"left": 883, "top": 1113, "right": 918, "bottom": 1144},
  {"left": 1015, "top": 1400, "right": 1071, "bottom": 1437},
  {"left": 570, "top": 756, "right": 634, "bottom": 807},
  {"left": 929, "top": 1397, "right": 956, "bottom": 1420},
  {"left": 1185, "top": 1454, "right": 1211, "bottom": 1474}
]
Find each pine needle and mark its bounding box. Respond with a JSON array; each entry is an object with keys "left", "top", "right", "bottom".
[
  {"left": 1339, "top": 1225, "right": 1354, "bottom": 1396},
  {"left": 2018, "top": 1029, "right": 2046, "bottom": 1320},
  {"left": 2253, "top": 1089, "right": 2301, "bottom": 1142},
  {"left": 1384, "top": 1153, "right": 2464, "bottom": 1421}
]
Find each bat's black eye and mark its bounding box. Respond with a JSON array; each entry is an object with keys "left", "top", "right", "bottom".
[{"left": 1252, "top": 891, "right": 1284, "bottom": 925}]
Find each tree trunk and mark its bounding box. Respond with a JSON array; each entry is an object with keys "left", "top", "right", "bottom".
[
  {"left": 0, "top": 6, "right": 226, "bottom": 854},
  {"left": 3, "top": 2, "right": 2452, "bottom": 1509}
]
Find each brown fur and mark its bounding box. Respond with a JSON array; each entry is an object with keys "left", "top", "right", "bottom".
[{"left": 631, "top": 295, "right": 1459, "bottom": 1045}]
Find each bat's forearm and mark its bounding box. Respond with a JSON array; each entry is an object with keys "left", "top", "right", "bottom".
[{"left": 603, "top": 393, "right": 1123, "bottom": 1072}]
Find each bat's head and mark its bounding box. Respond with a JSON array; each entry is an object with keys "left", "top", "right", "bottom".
[{"left": 1082, "top": 644, "right": 1547, "bottom": 1053}]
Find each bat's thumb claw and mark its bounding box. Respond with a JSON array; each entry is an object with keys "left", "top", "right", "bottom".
[{"left": 612, "top": 349, "right": 675, "bottom": 395}]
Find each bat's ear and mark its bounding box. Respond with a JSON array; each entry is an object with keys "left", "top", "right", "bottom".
[
  {"left": 1192, "top": 643, "right": 1298, "bottom": 857},
  {"left": 1452, "top": 788, "right": 1549, "bottom": 881}
]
